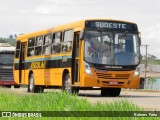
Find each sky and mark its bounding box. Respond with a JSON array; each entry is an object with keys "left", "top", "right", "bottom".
[{"left": 0, "top": 0, "right": 160, "bottom": 58}]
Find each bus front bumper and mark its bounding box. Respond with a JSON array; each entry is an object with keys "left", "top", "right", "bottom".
[{"left": 81, "top": 72, "right": 140, "bottom": 89}]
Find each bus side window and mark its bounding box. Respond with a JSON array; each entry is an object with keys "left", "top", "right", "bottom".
[
  {"left": 52, "top": 32, "right": 62, "bottom": 54},
  {"left": 43, "top": 34, "right": 52, "bottom": 55},
  {"left": 62, "top": 42, "right": 72, "bottom": 53},
  {"left": 35, "top": 36, "right": 43, "bottom": 56},
  {"left": 27, "top": 38, "right": 35, "bottom": 57},
  {"left": 15, "top": 41, "right": 21, "bottom": 58},
  {"left": 62, "top": 30, "right": 73, "bottom": 53}
]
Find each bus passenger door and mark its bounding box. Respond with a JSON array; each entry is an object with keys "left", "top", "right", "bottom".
[
  {"left": 19, "top": 42, "right": 26, "bottom": 83},
  {"left": 72, "top": 32, "right": 81, "bottom": 85}
]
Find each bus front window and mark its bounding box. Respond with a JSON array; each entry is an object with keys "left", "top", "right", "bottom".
[
  {"left": 84, "top": 30, "right": 114, "bottom": 65},
  {"left": 0, "top": 54, "right": 14, "bottom": 66},
  {"left": 84, "top": 30, "right": 140, "bottom": 66}
]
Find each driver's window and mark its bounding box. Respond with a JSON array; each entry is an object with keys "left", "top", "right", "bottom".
[{"left": 125, "top": 35, "right": 134, "bottom": 53}]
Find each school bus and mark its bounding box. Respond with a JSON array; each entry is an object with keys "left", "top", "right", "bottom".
[
  {"left": 14, "top": 19, "right": 141, "bottom": 96},
  {"left": 0, "top": 43, "right": 19, "bottom": 88}
]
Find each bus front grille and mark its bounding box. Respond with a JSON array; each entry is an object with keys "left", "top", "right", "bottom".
[
  {"left": 96, "top": 73, "right": 130, "bottom": 79},
  {"left": 0, "top": 69, "right": 14, "bottom": 81}
]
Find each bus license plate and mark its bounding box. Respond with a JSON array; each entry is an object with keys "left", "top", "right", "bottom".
[{"left": 109, "top": 82, "right": 118, "bottom": 85}]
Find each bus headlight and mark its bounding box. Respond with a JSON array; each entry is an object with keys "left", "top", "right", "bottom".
[
  {"left": 84, "top": 61, "right": 92, "bottom": 75},
  {"left": 134, "top": 67, "right": 140, "bottom": 77}
]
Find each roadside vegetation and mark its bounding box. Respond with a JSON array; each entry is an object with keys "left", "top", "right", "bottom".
[
  {"left": 0, "top": 88, "right": 158, "bottom": 120},
  {"left": 0, "top": 88, "right": 141, "bottom": 111},
  {"left": 140, "top": 53, "right": 160, "bottom": 65},
  {"left": 141, "top": 59, "right": 160, "bottom": 65}
]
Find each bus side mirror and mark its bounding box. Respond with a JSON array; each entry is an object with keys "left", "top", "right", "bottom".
[{"left": 79, "top": 30, "right": 84, "bottom": 40}]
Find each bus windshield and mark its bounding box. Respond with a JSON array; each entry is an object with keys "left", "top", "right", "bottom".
[
  {"left": 84, "top": 30, "right": 140, "bottom": 66},
  {"left": 0, "top": 54, "right": 14, "bottom": 66}
]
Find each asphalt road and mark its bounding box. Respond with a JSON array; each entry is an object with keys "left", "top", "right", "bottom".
[
  {"left": 3, "top": 87, "right": 160, "bottom": 111},
  {"left": 78, "top": 90, "right": 160, "bottom": 111}
]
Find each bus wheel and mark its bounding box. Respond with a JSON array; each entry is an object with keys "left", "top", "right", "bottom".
[
  {"left": 62, "top": 73, "right": 72, "bottom": 93},
  {"left": 101, "top": 88, "right": 121, "bottom": 97},
  {"left": 28, "top": 74, "right": 39, "bottom": 93},
  {"left": 62, "top": 73, "right": 79, "bottom": 94}
]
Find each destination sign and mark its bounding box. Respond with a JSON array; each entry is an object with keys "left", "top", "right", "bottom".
[
  {"left": 85, "top": 21, "right": 138, "bottom": 31},
  {"left": 95, "top": 22, "right": 126, "bottom": 29}
]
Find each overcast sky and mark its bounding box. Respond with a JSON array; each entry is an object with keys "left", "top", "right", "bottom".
[{"left": 0, "top": 0, "right": 160, "bottom": 58}]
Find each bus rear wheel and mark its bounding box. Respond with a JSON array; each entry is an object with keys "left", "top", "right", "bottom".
[
  {"left": 101, "top": 88, "right": 121, "bottom": 97},
  {"left": 28, "top": 74, "right": 39, "bottom": 93}
]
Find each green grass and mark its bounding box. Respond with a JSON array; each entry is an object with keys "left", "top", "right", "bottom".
[
  {"left": 0, "top": 89, "right": 140, "bottom": 111},
  {"left": 0, "top": 88, "right": 159, "bottom": 120}
]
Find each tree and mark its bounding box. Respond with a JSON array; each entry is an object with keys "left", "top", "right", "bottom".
[
  {"left": 148, "top": 54, "right": 157, "bottom": 60},
  {"left": 147, "top": 77, "right": 157, "bottom": 90},
  {"left": 14, "top": 34, "right": 17, "bottom": 38},
  {"left": 9, "top": 35, "right": 13, "bottom": 39}
]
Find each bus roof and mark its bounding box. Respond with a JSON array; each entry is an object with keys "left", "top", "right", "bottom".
[
  {"left": 17, "top": 18, "right": 137, "bottom": 40},
  {"left": 0, "top": 43, "right": 11, "bottom": 47},
  {"left": 0, "top": 46, "right": 15, "bottom": 52}
]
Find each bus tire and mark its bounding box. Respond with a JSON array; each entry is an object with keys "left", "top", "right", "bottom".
[
  {"left": 62, "top": 73, "right": 79, "bottom": 94},
  {"left": 101, "top": 88, "right": 121, "bottom": 97},
  {"left": 62, "top": 73, "right": 72, "bottom": 93},
  {"left": 28, "top": 74, "right": 39, "bottom": 93}
]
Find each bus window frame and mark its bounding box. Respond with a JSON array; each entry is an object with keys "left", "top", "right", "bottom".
[
  {"left": 15, "top": 41, "right": 21, "bottom": 58},
  {"left": 62, "top": 29, "right": 73, "bottom": 54},
  {"left": 27, "top": 37, "right": 35, "bottom": 57},
  {"left": 35, "top": 35, "right": 43, "bottom": 56},
  {"left": 52, "top": 31, "right": 62, "bottom": 55},
  {"left": 43, "top": 33, "right": 52, "bottom": 56}
]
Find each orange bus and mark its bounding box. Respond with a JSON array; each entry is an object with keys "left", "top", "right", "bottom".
[{"left": 14, "top": 19, "right": 141, "bottom": 96}]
